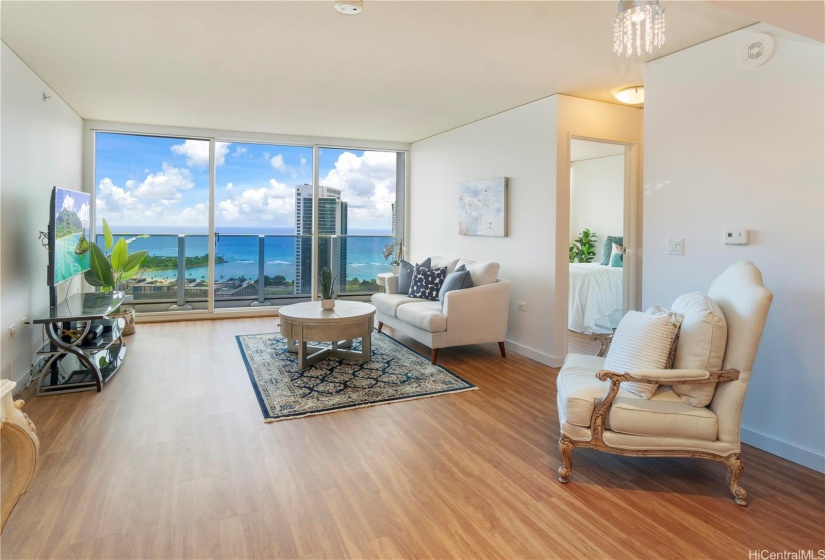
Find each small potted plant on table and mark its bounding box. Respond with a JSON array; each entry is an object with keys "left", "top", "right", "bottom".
[{"left": 319, "top": 267, "right": 337, "bottom": 310}]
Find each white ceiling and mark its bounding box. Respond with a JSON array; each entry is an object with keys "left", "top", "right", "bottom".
[{"left": 1, "top": 1, "right": 755, "bottom": 143}]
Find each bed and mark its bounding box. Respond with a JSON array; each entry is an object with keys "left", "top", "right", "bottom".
[{"left": 568, "top": 263, "right": 623, "bottom": 334}]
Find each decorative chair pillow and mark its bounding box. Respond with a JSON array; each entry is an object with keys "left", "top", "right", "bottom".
[
  {"left": 670, "top": 292, "right": 728, "bottom": 407},
  {"left": 604, "top": 307, "right": 683, "bottom": 399},
  {"left": 438, "top": 269, "right": 473, "bottom": 308},
  {"left": 600, "top": 235, "right": 624, "bottom": 266},
  {"left": 408, "top": 265, "right": 447, "bottom": 301},
  {"left": 397, "top": 258, "right": 431, "bottom": 295}
]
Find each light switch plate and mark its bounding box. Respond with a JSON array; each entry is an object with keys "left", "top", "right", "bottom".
[
  {"left": 666, "top": 237, "right": 684, "bottom": 256},
  {"left": 724, "top": 229, "right": 749, "bottom": 245}
]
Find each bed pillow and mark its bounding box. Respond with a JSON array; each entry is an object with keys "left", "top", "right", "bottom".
[
  {"left": 600, "top": 236, "right": 623, "bottom": 266},
  {"left": 397, "top": 258, "right": 431, "bottom": 295},
  {"left": 610, "top": 243, "right": 624, "bottom": 268},
  {"left": 604, "top": 308, "right": 683, "bottom": 399},
  {"left": 408, "top": 265, "right": 447, "bottom": 301},
  {"left": 670, "top": 292, "right": 728, "bottom": 407}
]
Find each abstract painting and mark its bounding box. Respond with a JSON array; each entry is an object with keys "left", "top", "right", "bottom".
[{"left": 458, "top": 177, "right": 508, "bottom": 237}]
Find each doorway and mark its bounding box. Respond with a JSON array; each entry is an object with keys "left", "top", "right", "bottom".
[{"left": 567, "top": 138, "right": 630, "bottom": 356}]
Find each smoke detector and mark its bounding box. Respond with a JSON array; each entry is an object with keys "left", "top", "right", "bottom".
[
  {"left": 335, "top": 0, "right": 363, "bottom": 15},
  {"left": 738, "top": 34, "right": 774, "bottom": 69}
]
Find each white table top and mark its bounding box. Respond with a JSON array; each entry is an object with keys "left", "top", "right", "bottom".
[{"left": 278, "top": 300, "right": 376, "bottom": 322}]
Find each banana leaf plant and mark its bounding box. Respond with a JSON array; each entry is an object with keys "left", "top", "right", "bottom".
[{"left": 84, "top": 219, "right": 149, "bottom": 293}]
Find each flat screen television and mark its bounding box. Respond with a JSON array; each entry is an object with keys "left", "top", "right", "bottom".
[{"left": 48, "top": 187, "right": 92, "bottom": 302}]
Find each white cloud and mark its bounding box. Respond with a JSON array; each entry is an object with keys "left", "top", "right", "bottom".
[
  {"left": 171, "top": 140, "right": 229, "bottom": 166},
  {"left": 133, "top": 163, "right": 194, "bottom": 200},
  {"left": 270, "top": 154, "right": 287, "bottom": 171},
  {"left": 232, "top": 146, "right": 247, "bottom": 157},
  {"left": 215, "top": 178, "right": 296, "bottom": 226},
  {"left": 322, "top": 151, "right": 397, "bottom": 230}
]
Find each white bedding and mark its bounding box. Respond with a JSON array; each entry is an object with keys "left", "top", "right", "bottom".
[{"left": 568, "top": 263, "right": 623, "bottom": 334}]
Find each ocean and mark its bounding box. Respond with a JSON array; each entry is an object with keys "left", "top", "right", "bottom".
[{"left": 101, "top": 227, "right": 395, "bottom": 283}]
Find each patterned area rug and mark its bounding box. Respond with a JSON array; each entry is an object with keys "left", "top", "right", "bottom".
[{"left": 236, "top": 331, "right": 477, "bottom": 422}]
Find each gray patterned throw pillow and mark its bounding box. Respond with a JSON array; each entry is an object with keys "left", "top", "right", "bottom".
[{"left": 408, "top": 265, "right": 447, "bottom": 301}]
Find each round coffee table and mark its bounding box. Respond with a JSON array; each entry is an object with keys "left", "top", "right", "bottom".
[{"left": 278, "top": 300, "right": 376, "bottom": 370}]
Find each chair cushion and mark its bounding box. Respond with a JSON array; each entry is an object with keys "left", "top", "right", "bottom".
[
  {"left": 608, "top": 386, "right": 719, "bottom": 441},
  {"left": 396, "top": 302, "right": 447, "bottom": 333},
  {"left": 670, "top": 292, "right": 728, "bottom": 407},
  {"left": 557, "top": 355, "right": 718, "bottom": 441},
  {"left": 604, "top": 308, "right": 683, "bottom": 399},
  {"left": 408, "top": 266, "right": 447, "bottom": 301},
  {"left": 371, "top": 293, "right": 427, "bottom": 318}
]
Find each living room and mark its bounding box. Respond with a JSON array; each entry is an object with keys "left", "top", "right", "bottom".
[{"left": 1, "top": 1, "right": 823, "bottom": 558}]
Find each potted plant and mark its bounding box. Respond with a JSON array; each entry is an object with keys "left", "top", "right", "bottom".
[
  {"left": 319, "top": 266, "right": 337, "bottom": 310},
  {"left": 569, "top": 228, "right": 599, "bottom": 263},
  {"left": 382, "top": 238, "right": 403, "bottom": 274},
  {"left": 84, "top": 219, "right": 149, "bottom": 335}
]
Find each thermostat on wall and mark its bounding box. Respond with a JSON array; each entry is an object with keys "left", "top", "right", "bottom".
[{"left": 724, "top": 229, "right": 749, "bottom": 245}]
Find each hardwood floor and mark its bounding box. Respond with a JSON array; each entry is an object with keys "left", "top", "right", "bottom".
[{"left": 2, "top": 318, "right": 823, "bottom": 559}]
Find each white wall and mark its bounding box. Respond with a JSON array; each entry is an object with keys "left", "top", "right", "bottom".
[
  {"left": 643, "top": 25, "right": 824, "bottom": 472},
  {"left": 570, "top": 154, "right": 625, "bottom": 261},
  {"left": 410, "top": 97, "right": 559, "bottom": 364},
  {"left": 1, "top": 42, "right": 84, "bottom": 384}
]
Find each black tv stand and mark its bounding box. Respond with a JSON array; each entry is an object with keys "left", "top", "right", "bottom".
[{"left": 31, "top": 292, "right": 127, "bottom": 395}]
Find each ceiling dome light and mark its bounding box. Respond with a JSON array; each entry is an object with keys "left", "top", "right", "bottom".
[
  {"left": 614, "top": 86, "right": 645, "bottom": 104},
  {"left": 334, "top": 0, "right": 363, "bottom": 15},
  {"left": 613, "top": 0, "right": 666, "bottom": 57}
]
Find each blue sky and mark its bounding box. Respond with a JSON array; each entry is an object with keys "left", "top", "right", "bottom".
[{"left": 94, "top": 133, "right": 397, "bottom": 233}]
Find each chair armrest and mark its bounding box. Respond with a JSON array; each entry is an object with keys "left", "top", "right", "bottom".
[
  {"left": 385, "top": 274, "right": 400, "bottom": 294},
  {"left": 597, "top": 369, "right": 740, "bottom": 385}
]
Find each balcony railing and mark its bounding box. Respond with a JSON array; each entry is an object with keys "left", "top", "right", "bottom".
[{"left": 100, "top": 233, "right": 395, "bottom": 312}]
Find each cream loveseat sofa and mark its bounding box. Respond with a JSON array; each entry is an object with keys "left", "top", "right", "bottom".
[{"left": 371, "top": 256, "right": 510, "bottom": 364}]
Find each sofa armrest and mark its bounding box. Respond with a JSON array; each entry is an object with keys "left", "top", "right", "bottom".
[
  {"left": 442, "top": 280, "right": 510, "bottom": 346},
  {"left": 597, "top": 369, "right": 740, "bottom": 384},
  {"left": 385, "top": 274, "right": 400, "bottom": 294}
]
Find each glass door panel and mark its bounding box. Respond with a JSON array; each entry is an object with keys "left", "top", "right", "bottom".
[
  {"left": 93, "top": 132, "right": 210, "bottom": 312},
  {"left": 213, "top": 142, "right": 313, "bottom": 308}
]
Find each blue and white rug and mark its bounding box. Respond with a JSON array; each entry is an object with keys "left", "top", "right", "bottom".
[{"left": 236, "top": 331, "right": 477, "bottom": 422}]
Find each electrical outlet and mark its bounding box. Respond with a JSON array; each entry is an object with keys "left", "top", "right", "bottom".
[
  {"left": 8, "top": 324, "right": 16, "bottom": 338},
  {"left": 517, "top": 302, "right": 527, "bottom": 311}
]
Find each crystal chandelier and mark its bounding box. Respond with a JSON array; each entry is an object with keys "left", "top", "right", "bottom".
[{"left": 613, "top": 0, "right": 666, "bottom": 57}]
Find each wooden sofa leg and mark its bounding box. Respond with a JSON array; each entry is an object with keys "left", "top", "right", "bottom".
[
  {"left": 558, "top": 436, "right": 574, "bottom": 483},
  {"left": 498, "top": 341, "right": 506, "bottom": 358},
  {"left": 725, "top": 453, "right": 748, "bottom": 506},
  {"left": 430, "top": 349, "right": 438, "bottom": 365},
  {"left": 377, "top": 321, "right": 383, "bottom": 333}
]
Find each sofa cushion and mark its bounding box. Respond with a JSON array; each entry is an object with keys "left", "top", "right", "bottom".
[
  {"left": 604, "top": 308, "right": 683, "bottom": 399},
  {"left": 408, "top": 266, "right": 447, "bottom": 301},
  {"left": 371, "top": 293, "right": 427, "bottom": 318},
  {"left": 429, "top": 256, "right": 460, "bottom": 274},
  {"left": 397, "top": 258, "right": 431, "bottom": 295},
  {"left": 463, "top": 261, "right": 500, "bottom": 286},
  {"left": 608, "top": 386, "right": 718, "bottom": 441},
  {"left": 670, "top": 292, "right": 728, "bottom": 407},
  {"left": 438, "top": 269, "right": 473, "bottom": 307},
  {"left": 396, "top": 301, "right": 447, "bottom": 333}
]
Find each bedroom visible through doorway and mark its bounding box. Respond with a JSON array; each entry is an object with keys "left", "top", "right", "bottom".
[{"left": 567, "top": 139, "right": 627, "bottom": 355}]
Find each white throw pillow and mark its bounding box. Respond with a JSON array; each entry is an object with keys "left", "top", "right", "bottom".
[
  {"left": 670, "top": 292, "right": 728, "bottom": 407},
  {"left": 604, "top": 309, "right": 683, "bottom": 399},
  {"left": 462, "top": 261, "right": 500, "bottom": 286}
]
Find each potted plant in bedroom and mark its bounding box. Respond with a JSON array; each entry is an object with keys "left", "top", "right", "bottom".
[
  {"left": 319, "top": 266, "right": 337, "bottom": 310},
  {"left": 569, "top": 228, "right": 599, "bottom": 263},
  {"left": 84, "top": 219, "right": 149, "bottom": 335}
]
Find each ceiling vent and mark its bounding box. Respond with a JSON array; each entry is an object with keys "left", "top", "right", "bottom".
[{"left": 738, "top": 34, "right": 774, "bottom": 69}]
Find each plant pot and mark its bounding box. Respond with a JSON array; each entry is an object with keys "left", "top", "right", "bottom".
[
  {"left": 392, "top": 265, "right": 399, "bottom": 274},
  {"left": 321, "top": 299, "right": 335, "bottom": 310},
  {"left": 111, "top": 305, "right": 136, "bottom": 336}
]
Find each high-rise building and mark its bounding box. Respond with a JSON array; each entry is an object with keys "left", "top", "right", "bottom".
[{"left": 294, "top": 184, "right": 348, "bottom": 295}]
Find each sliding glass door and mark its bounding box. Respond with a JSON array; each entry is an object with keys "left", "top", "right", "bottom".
[{"left": 93, "top": 131, "right": 404, "bottom": 314}]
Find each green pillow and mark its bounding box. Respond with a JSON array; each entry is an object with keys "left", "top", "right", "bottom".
[
  {"left": 601, "top": 236, "right": 623, "bottom": 266},
  {"left": 610, "top": 250, "right": 623, "bottom": 267}
]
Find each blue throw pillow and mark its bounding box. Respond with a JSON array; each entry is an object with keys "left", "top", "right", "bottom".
[
  {"left": 397, "top": 258, "right": 432, "bottom": 294},
  {"left": 439, "top": 270, "right": 473, "bottom": 308},
  {"left": 408, "top": 266, "right": 447, "bottom": 301},
  {"left": 601, "top": 236, "right": 623, "bottom": 266},
  {"left": 610, "top": 251, "right": 623, "bottom": 267}
]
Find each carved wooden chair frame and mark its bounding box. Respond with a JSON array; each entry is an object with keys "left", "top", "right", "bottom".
[{"left": 557, "top": 368, "right": 749, "bottom": 506}]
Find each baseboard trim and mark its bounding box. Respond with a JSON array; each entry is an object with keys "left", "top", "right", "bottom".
[
  {"left": 504, "top": 340, "right": 565, "bottom": 367},
  {"left": 741, "top": 426, "right": 825, "bottom": 474}
]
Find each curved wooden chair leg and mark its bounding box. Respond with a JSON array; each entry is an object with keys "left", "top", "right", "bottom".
[
  {"left": 725, "top": 453, "right": 748, "bottom": 506},
  {"left": 558, "top": 436, "right": 574, "bottom": 483}
]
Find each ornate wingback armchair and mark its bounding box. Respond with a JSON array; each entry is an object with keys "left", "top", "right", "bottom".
[{"left": 556, "top": 261, "right": 773, "bottom": 505}]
